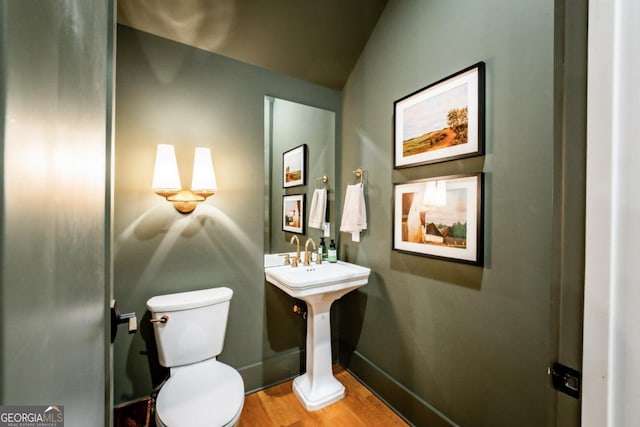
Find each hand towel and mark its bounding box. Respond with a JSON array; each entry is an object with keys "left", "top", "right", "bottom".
[
  {"left": 340, "top": 183, "right": 367, "bottom": 241},
  {"left": 308, "top": 188, "right": 327, "bottom": 229}
]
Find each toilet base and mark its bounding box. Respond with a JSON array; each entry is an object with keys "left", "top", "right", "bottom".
[
  {"left": 155, "top": 407, "right": 242, "bottom": 427},
  {"left": 292, "top": 372, "right": 345, "bottom": 411}
]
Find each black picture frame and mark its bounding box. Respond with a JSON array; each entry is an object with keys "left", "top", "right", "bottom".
[
  {"left": 282, "top": 194, "right": 306, "bottom": 234},
  {"left": 394, "top": 62, "right": 485, "bottom": 168},
  {"left": 392, "top": 173, "right": 483, "bottom": 265},
  {"left": 283, "top": 144, "right": 307, "bottom": 188}
]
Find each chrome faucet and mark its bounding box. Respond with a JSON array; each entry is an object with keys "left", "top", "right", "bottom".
[
  {"left": 304, "top": 238, "right": 317, "bottom": 266},
  {"left": 290, "top": 235, "right": 300, "bottom": 267}
]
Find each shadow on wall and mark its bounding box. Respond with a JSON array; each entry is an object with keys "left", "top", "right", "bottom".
[
  {"left": 118, "top": 0, "right": 237, "bottom": 84},
  {"left": 114, "top": 201, "right": 262, "bottom": 403},
  {"left": 337, "top": 287, "right": 368, "bottom": 367},
  {"left": 264, "top": 283, "right": 306, "bottom": 352},
  {"left": 120, "top": 311, "right": 168, "bottom": 403},
  {"left": 338, "top": 271, "right": 457, "bottom": 424},
  {"left": 137, "top": 311, "right": 169, "bottom": 392},
  {"left": 262, "top": 282, "right": 308, "bottom": 385},
  {"left": 116, "top": 203, "right": 259, "bottom": 279},
  {"left": 390, "top": 251, "right": 483, "bottom": 291}
]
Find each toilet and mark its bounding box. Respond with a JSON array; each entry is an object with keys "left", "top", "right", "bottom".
[{"left": 146, "top": 287, "right": 244, "bottom": 427}]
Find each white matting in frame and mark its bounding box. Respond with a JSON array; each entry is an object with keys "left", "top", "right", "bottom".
[
  {"left": 394, "top": 62, "right": 485, "bottom": 168},
  {"left": 393, "top": 173, "right": 483, "bottom": 265}
]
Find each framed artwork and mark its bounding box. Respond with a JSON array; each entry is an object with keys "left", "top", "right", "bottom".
[
  {"left": 282, "top": 194, "right": 305, "bottom": 234},
  {"left": 393, "top": 173, "right": 483, "bottom": 265},
  {"left": 283, "top": 144, "right": 307, "bottom": 187},
  {"left": 394, "top": 62, "right": 485, "bottom": 168}
]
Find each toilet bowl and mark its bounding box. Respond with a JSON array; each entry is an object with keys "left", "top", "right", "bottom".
[
  {"left": 154, "top": 359, "right": 243, "bottom": 427},
  {"left": 147, "top": 287, "right": 244, "bottom": 427}
]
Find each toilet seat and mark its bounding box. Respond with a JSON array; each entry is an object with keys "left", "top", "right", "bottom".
[{"left": 155, "top": 359, "right": 244, "bottom": 427}]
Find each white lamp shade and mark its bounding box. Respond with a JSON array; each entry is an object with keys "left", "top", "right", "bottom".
[
  {"left": 191, "top": 147, "right": 217, "bottom": 193},
  {"left": 152, "top": 144, "right": 181, "bottom": 192},
  {"left": 423, "top": 180, "right": 447, "bottom": 206},
  {"left": 435, "top": 180, "right": 447, "bottom": 206},
  {"left": 423, "top": 181, "right": 437, "bottom": 205}
]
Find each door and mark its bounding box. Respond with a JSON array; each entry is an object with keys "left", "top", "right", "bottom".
[
  {"left": 0, "top": 1, "right": 115, "bottom": 425},
  {"left": 583, "top": 0, "right": 640, "bottom": 425}
]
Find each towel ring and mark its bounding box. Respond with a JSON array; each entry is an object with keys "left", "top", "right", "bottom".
[
  {"left": 315, "top": 176, "right": 329, "bottom": 189},
  {"left": 353, "top": 168, "right": 364, "bottom": 184}
]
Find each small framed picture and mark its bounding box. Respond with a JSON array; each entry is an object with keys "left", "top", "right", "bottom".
[
  {"left": 394, "top": 62, "right": 485, "bottom": 168},
  {"left": 282, "top": 194, "right": 306, "bottom": 234},
  {"left": 283, "top": 144, "right": 307, "bottom": 188},
  {"left": 393, "top": 173, "right": 483, "bottom": 265}
]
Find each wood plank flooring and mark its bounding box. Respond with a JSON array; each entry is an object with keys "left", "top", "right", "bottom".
[{"left": 237, "top": 365, "right": 408, "bottom": 427}]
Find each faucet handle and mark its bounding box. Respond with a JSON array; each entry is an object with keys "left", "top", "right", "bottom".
[
  {"left": 278, "top": 253, "right": 291, "bottom": 265},
  {"left": 291, "top": 255, "right": 299, "bottom": 267}
]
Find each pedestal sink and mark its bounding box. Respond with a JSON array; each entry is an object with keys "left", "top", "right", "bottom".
[{"left": 264, "top": 259, "right": 370, "bottom": 410}]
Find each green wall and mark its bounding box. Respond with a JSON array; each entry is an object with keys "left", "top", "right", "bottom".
[
  {"left": 339, "top": 0, "right": 558, "bottom": 425},
  {"left": 113, "top": 25, "right": 341, "bottom": 403}
]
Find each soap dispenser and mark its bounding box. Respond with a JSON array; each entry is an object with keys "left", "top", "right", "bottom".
[
  {"left": 319, "top": 237, "right": 327, "bottom": 261},
  {"left": 328, "top": 239, "right": 337, "bottom": 263}
]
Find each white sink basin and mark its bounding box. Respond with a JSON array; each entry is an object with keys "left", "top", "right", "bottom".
[
  {"left": 264, "top": 258, "right": 370, "bottom": 411},
  {"left": 264, "top": 260, "right": 370, "bottom": 299}
]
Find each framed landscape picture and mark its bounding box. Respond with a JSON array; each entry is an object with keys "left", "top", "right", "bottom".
[
  {"left": 394, "top": 62, "right": 485, "bottom": 168},
  {"left": 282, "top": 194, "right": 305, "bottom": 234},
  {"left": 393, "top": 173, "right": 483, "bottom": 265},
  {"left": 283, "top": 144, "right": 307, "bottom": 187}
]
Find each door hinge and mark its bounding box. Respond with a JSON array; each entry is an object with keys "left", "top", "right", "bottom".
[{"left": 550, "top": 362, "right": 581, "bottom": 399}]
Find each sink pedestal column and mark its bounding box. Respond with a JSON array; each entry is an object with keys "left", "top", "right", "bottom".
[{"left": 292, "top": 297, "right": 344, "bottom": 411}]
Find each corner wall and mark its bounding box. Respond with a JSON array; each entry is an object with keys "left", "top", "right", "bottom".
[{"left": 339, "top": 1, "right": 557, "bottom": 425}]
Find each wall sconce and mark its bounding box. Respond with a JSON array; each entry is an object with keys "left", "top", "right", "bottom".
[
  {"left": 423, "top": 180, "right": 447, "bottom": 206},
  {"left": 152, "top": 144, "right": 217, "bottom": 213}
]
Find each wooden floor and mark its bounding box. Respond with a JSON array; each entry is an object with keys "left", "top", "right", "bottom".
[{"left": 237, "top": 365, "right": 408, "bottom": 427}]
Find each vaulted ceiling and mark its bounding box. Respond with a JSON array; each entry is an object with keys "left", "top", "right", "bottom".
[{"left": 117, "top": 0, "right": 389, "bottom": 90}]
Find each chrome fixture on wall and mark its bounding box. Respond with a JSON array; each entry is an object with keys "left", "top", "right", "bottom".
[{"left": 152, "top": 144, "right": 218, "bottom": 213}]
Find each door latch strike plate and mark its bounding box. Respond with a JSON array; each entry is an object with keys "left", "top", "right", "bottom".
[{"left": 550, "top": 362, "right": 581, "bottom": 399}]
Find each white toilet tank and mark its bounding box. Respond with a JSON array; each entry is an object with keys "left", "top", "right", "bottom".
[{"left": 146, "top": 287, "right": 233, "bottom": 368}]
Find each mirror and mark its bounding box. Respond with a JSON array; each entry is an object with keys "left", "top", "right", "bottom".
[{"left": 264, "top": 96, "right": 336, "bottom": 255}]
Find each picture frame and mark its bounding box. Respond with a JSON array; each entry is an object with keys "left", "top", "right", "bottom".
[
  {"left": 394, "top": 62, "right": 485, "bottom": 168},
  {"left": 283, "top": 144, "right": 307, "bottom": 187},
  {"left": 393, "top": 173, "right": 483, "bottom": 265},
  {"left": 282, "top": 194, "right": 306, "bottom": 234}
]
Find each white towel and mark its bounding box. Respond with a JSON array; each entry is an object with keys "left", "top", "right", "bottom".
[
  {"left": 308, "top": 188, "right": 327, "bottom": 229},
  {"left": 340, "top": 183, "right": 367, "bottom": 241}
]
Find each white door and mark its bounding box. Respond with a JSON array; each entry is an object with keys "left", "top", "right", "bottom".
[{"left": 583, "top": 0, "right": 640, "bottom": 425}]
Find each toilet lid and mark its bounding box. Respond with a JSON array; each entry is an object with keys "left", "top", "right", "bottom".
[{"left": 156, "top": 360, "right": 244, "bottom": 427}]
